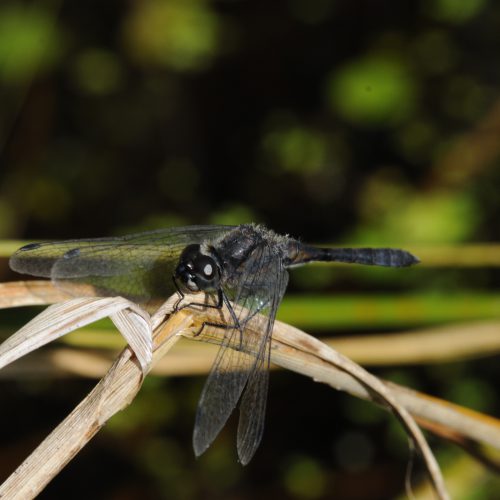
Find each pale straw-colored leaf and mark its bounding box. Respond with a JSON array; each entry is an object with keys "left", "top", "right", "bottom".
[
  {"left": 0, "top": 296, "right": 192, "bottom": 500},
  {"left": 0, "top": 286, "right": 465, "bottom": 499},
  {"left": 0, "top": 338, "right": 499, "bottom": 462},
  {"left": 0, "top": 294, "right": 154, "bottom": 375},
  {"left": 185, "top": 296, "right": 449, "bottom": 500},
  {"left": 0, "top": 297, "right": 141, "bottom": 370},
  {"left": 0, "top": 280, "right": 71, "bottom": 308},
  {"left": 110, "top": 307, "right": 152, "bottom": 373}
]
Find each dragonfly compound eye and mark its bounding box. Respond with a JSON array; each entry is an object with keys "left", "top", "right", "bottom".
[
  {"left": 192, "top": 255, "right": 220, "bottom": 291},
  {"left": 175, "top": 244, "right": 221, "bottom": 292}
]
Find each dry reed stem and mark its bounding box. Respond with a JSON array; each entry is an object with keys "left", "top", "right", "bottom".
[
  {"left": 0, "top": 280, "right": 71, "bottom": 307},
  {"left": 4, "top": 282, "right": 500, "bottom": 367},
  {"left": 1, "top": 279, "right": 495, "bottom": 498},
  {"left": 0, "top": 293, "right": 448, "bottom": 498},
  {"left": 186, "top": 303, "right": 448, "bottom": 499},
  {"left": 0, "top": 333, "right": 498, "bottom": 452},
  {"left": 2, "top": 319, "right": 500, "bottom": 379},
  {"left": 0, "top": 284, "right": 498, "bottom": 445},
  {"left": 0, "top": 296, "right": 192, "bottom": 499}
]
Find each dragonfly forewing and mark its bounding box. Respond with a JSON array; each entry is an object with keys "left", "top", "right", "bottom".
[
  {"left": 193, "top": 243, "right": 288, "bottom": 463},
  {"left": 10, "top": 226, "right": 234, "bottom": 306}
]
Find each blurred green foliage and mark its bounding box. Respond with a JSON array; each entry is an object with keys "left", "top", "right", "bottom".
[
  {"left": 123, "top": 0, "right": 220, "bottom": 72},
  {"left": 263, "top": 121, "right": 328, "bottom": 174},
  {"left": 71, "top": 49, "right": 124, "bottom": 96},
  {"left": 283, "top": 455, "right": 328, "bottom": 498},
  {"left": 0, "top": 4, "right": 61, "bottom": 84},
  {"left": 328, "top": 56, "right": 416, "bottom": 126},
  {"left": 278, "top": 293, "right": 500, "bottom": 330},
  {"left": 353, "top": 188, "right": 479, "bottom": 244},
  {"left": 1, "top": 0, "right": 500, "bottom": 498},
  {"left": 425, "top": 0, "right": 487, "bottom": 23}
]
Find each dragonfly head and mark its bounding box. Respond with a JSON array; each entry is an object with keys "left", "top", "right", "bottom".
[{"left": 175, "top": 244, "right": 221, "bottom": 292}]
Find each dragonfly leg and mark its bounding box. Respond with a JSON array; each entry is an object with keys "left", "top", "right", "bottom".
[
  {"left": 193, "top": 320, "right": 231, "bottom": 337},
  {"left": 220, "top": 291, "right": 244, "bottom": 349},
  {"left": 172, "top": 276, "right": 185, "bottom": 310},
  {"left": 188, "top": 289, "right": 246, "bottom": 350},
  {"left": 193, "top": 321, "right": 248, "bottom": 353},
  {"left": 173, "top": 278, "right": 225, "bottom": 313},
  {"left": 172, "top": 282, "right": 245, "bottom": 349}
]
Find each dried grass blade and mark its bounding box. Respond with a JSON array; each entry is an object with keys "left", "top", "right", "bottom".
[
  {"left": 0, "top": 297, "right": 145, "bottom": 371},
  {"left": 0, "top": 306, "right": 193, "bottom": 499},
  {"left": 0, "top": 281, "right": 70, "bottom": 308},
  {"left": 280, "top": 328, "right": 449, "bottom": 499},
  {"left": 0, "top": 290, "right": 453, "bottom": 499},
  {"left": 110, "top": 306, "right": 152, "bottom": 373},
  {"left": 0, "top": 349, "right": 143, "bottom": 500},
  {"left": 185, "top": 297, "right": 450, "bottom": 500}
]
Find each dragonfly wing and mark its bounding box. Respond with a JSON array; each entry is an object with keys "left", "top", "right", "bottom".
[
  {"left": 236, "top": 254, "right": 288, "bottom": 464},
  {"left": 192, "top": 242, "right": 289, "bottom": 463},
  {"left": 9, "top": 226, "right": 234, "bottom": 306}
]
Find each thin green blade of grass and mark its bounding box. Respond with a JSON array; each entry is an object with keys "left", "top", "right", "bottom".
[
  {"left": 277, "top": 293, "right": 500, "bottom": 330},
  {"left": 0, "top": 241, "right": 33, "bottom": 258},
  {"left": 2, "top": 294, "right": 499, "bottom": 349}
]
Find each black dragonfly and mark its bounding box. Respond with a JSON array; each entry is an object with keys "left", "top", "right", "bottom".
[{"left": 9, "top": 224, "right": 419, "bottom": 464}]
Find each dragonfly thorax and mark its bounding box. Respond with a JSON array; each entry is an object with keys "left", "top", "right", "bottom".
[{"left": 174, "top": 244, "right": 221, "bottom": 292}]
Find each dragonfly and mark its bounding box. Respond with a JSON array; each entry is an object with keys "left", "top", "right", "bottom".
[{"left": 9, "top": 223, "right": 419, "bottom": 464}]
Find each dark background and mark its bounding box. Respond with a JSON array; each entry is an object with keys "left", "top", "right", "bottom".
[{"left": 1, "top": 0, "right": 500, "bottom": 498}]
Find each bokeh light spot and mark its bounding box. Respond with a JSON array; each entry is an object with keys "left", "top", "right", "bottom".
[
  {"left": 210, "top": 205, "right": 257, "bottom": 226},
  {"left": 283, "top": 455, "right": 327, "bottom": 498},
  {"left": 122, "top": 0, "right": 220, "bottom": 72},
  {"left": 71, "top": 49, "right": 124, "bottom": 95},
  {"left": 424, "top": 0, "right": 487, "bottom": 24},
  {"left": 327, "top": 56, "right": 417, "bottom": 126},
  {"left": 263, "top": 125, "right": 328, "bottom": 174},
  {"left": 0, "top": 5, "right": 61, "bottom": 83}
]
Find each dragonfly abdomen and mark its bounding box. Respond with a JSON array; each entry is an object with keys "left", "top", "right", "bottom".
[{"left": 289, "top": 244, "right": 419, "bottom": 268}]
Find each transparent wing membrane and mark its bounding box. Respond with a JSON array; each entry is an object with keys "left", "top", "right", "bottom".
[
  {"left": 193, "top": 242, "right": 288, "bottom": 464},
  {"left": 236, "top": 254, "right": 288, "bottom": 464}
]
